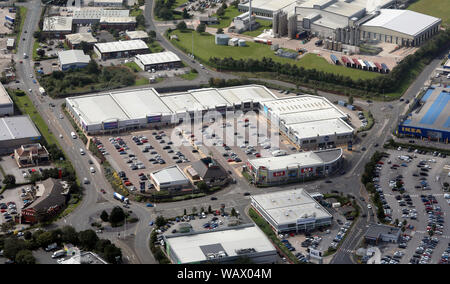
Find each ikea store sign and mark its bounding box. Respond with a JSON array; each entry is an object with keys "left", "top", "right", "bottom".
[{"left": 399, "top": 126, "right": 422, "bottom": 134}]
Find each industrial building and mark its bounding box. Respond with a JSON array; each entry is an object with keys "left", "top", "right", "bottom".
[
  {"left": 251, "top": 188, "right": 333, "bottom": 233},
  {"left": 65, "top": 85, "right": 353, "bottom": 151},
  {"left": 149, "top": 165, "right": 191, "bottom": 192},
  {"left": 58, "top": 50, "right": 91, "bottom": 71},
  {"left": 65, "top": 33, "right": 98, "bottom": 49},
  {"left": 360, "top": 9, "right": 441, "bottom": 46},
  {"left": 163, "top": 224, "right": 277, "bottom": 264},
  {"left": 65, "top": 85, "right": 277, "bottom": 134},
  {"left": 72, "top": 9, "right": 129, "bottom": 25},
  {"left": 125, "top": 30, "right": 149, "bottom": 41},
  {"left": 42, "top": 16, "right": 73, "bottom": 38},
  {"left": 398, "top": 86, "right": 450, "bottom": 143},
  {"left": 238, "top": 0, "right": 297, "bottom": 19},
  {"left": 93, "top": 40, "right": 149, "bottom": 60},
  {"left": 260, "top": 95, "right": 354, "bottom": 149},
  {"left": 246, "top": 148, "right": 343, "bottom": 185},
  {"left": 0, "top": 82, "right": 14, "bottom": 116},
  {"left": 239, "top": 0, "right": 441, "bottom": 47},
  {"left": 99, "top": 16, "right": 136, "bottom": 30},
  {"left": 93, "top": 0, "right": 123, "bottom": 6},
  {"left": 0, "top": 115, "right": 42, "bottom": 154},
  {"left": 134, "top": 52, "right": 182, "bottom": 71}
]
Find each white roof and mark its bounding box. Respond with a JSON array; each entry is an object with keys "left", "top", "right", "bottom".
[
  {"left": 43, "top": 16, "right": 73, "bottom": 32},
  {"left": 94, "top": 40, "right": 148, "bottom": 53},
  {"left": 189, "top": 88, "right": 231, "bottom": 108},
  {"left": 279, "top": 108, "right": 346, "bottom": 125},
  {"left": 251, "top": 188, "right": 332, "bottom": 226},
  {"left": 66, "top": 94, "right": 129, "bottom": 125},
  {"left": 248, "top": 148, "right": 342, "bottom": 171},
  {"left": 240, "top": 0, "right": 297, "bottom": 12},
  {"left": 217, "top": 85, "right": 277, "bottom": 104},
  {"left": 150, "top": 165, "right": 189, "bottom": 186},
  {"left": 0, "top": 115, "right": 41, "bottom": 142},
  {"left": 0, "top": 82, "right": 12, "bottom": 105},
  {"left": 94, "top": 0, "right": 123, "bottom": 3},
  {"left": 263, "top": 95, "right": 345, "bottom": 116},
  {"left": 362, "top": 9, "right": 441, "bottom": 37},
  {"left": 65, "top": 33, "right": 98, "bottom": 44},
  {"left": 58, "top": 50, "right": 91, "bottom": 66},
  {"left": 135, "top": 52, "right": 181, "bottom": 66},
  {"left": 159, "top": 93, "right": 204, "bottom": 113},
  {"left": 110, "top": 88, "right": 172, "bottom": 118},
  {"left": 126, "top": 30, "right": 149, "bottom": 39},
  {"left": 165, "top": 225, "right": 275, "bottom": 264},
  {"left": 6, "top": 38, "right": 14, "bottom": 47},
  {"left": 288, "top": 118, "right": 354, "bottom": 139},
  {"left": 99, "top": 16, "right": 136, "bottom": 23},
  {"left": 73, "top": 9, "right": 129, "bottom": 20}
]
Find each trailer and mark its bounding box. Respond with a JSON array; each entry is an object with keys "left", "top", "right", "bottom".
[
  {"left": 113, "top": 192, "right": 129, "bottom": 204},
  {"left": 367, "top": 61, "right": 377, "bottom": 72},
  {"left": 352, "top": 58, "right": 360, "bottom": 69},
  {"left": 374, "top": 62, "right": 383, "bottom": 72},
  {"left": 338, "top": 100, "right": 347, "bottom": 106},
  {"left": 358, "top": 59, "right": 367, "bottom": 70},
  {"left": 253, "top": 38, "right": 272, "bottom": 45},
  {"left": 330, "top": 54, "right": 339, "bottom": 65},
  {"left": 39, "top": 87, "right": 46, "bottom": 96},
  {"left": 296, "top": 31, "right": 308, "bottom": 40},
  {"left": 341, "top": 56, "right": 352, "bottom": 67},
  {"left": 381, "top": 63, "right": 390, "bottom": 74},
  {"left": 363, "top": 60, "right": 372, "bottom": 71}
]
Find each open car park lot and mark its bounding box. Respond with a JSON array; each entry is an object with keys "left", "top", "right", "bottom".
[
  {"left": 371, "top": 148, "right": 450, "bottom": 264},
  {"left": 94, "top": 112, "right": 298, "bottom": 193}
]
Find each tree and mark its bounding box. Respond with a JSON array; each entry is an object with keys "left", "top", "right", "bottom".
[
  {"left": 196, "top": 23, "right": 206, "bottom": 33},
  {"left": 182, "top": 8, "right": 189, "bottom": 19},
  {"left": 348, "top": 95, "right": 354, "bottom": 105},
  {"left": 155, "top": 215, "right": 166, "bottom": 227},
  {"left": 15, "top": 250, "right": 35, "bottom": 264},
  {"left": 183, "top": 209, "right": 187, "bottom": 216},
  {"left": 103, "top": 244, "right": 122, "bottom": 264},
  {"left": 3, "top": 238, "right": 27, "bottom": 260},
  {"left": 231, "top": 208, "right": 237, "bottom": 217},
  {"left": 78, "top": 229, "right": 99, "bottom": 250},
  {"left": 24, "top": 231, "right": 32, "bottom": 240},
  {"left": 136, "top": 14, "right": 146, "bottom": 28},
  {"left": 100, "top": 210, "right": 109, "bottom": 222},
  {"left": 208, "top": 205, "right": 212, "bottom": 214},
  {"left": 176, "top": 21, "right": 187, "bottom": 31},
  {"left": 149, "top": 30, "right": 157, "bottom": 39},
  {"left": 197, "top": 181, "right": 208, "bottom": 191},
  {"left": 109, "top": 207, "right": 126, "bottom": 225},
  {"left": 216, "top": 7, "right": 225, "bottom": 17},
  {"left": 3, "top": 174, "right": 15, "bottom": 187},
  {"left": 86, "top": 60, "right": 100, "bottom": 74},
  {"left": 78, "top": 41, "right": 91, "bottom": 54},
  {"left": 61, "top": 226, "right": 79, "bottom": 245},
  {"left": 37, "top": 49, "right": 45, "bottom": 57},
  {"left": 36, "top": 231, "right": 55, "bottom": 248},
  {"left": 95, "top": 239, "right": 111, "bottom": 253},
  {"left": 216, "top": 28, "right": 224, "bottom": 34}
]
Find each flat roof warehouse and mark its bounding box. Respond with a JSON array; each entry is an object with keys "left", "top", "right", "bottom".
[{"left": 66, "top": 85, "right": 354, "bottom": 138}]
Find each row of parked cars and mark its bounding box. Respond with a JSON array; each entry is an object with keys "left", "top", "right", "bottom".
[
  {"left": 410, "top": 236, "right": 440, "bottom": 264},
  {"left": 0, "top": 202, "right": 17, "bottom": 222},
  {"left": 330, "top": 221, "right": 352, "bottom": 250}
]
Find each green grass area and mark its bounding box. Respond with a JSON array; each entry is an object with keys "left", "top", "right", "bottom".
[
  {"left": 169, "top": 30, "right": 381, "bottom": 80},
  {"left": 174, "top": 0, "right": 189, "bottom": 7},
  {"left": 358, "top": 110, "right": 374, "bottom": 132},
  {"left": 135, "top": 77, "right": 150, "bottom": 86},
  {"left": 209, "top": 6, "right": 241, "bottom": 29},
  {"left": 179, "top": 69, "right": 198, "bottom": 80},
  {"left": 124, "top": 61, "right": 142, "bottom": 72},
  {"left": 248, "top": 208, "right": 300, "bottom": 264},
  {"left": 408, "top": 0, "right": 450, "bottom": 27},
  {"left": 384, "top": 61, "right": 425, "bottom": 99},
  {"left": 13, "top": 6, "right": 27, "bottom": 53},
  {"left": 242, "top": 19, "right": 272, "bottom": 37},
  {"left": 8, "top": 90, "right": 59, "bottom": 147},
  {"left": 147, "top": 41, "right": 165, "bottom": 53}
]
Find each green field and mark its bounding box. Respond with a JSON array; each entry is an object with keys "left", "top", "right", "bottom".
[
  {"left": 209, "top": 6, "right": 241, "bottom": 29},
  {"left": 147, "top": 41, "right": 165, "bottom": 53},
  {"left": 179, "top": 69, "right": 199, "bottom": 80},
  {"left": 169, "top": 30, "right": 381, "bottom": 80},
  {"left": 408, "top": 0, "right": 450, "bottom": 27},
  {"left": 13, "top": 6, "right": 27, "bottom": 53},
  {"left": 8, "top": 90, "right": 59, "bottom": 147}
]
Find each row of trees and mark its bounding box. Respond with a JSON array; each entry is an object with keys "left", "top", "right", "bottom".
[
  {"left": 208, "top": 29, "right": 450, "bottom": 96},
  {"left": 361, "top": 151, "right": 386, "bottom": 220},
  {"left": 0, "top": 226, "right": 122, "bottom": 264}
]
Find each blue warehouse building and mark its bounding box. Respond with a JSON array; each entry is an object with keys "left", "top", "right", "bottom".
[{"left": 398, "top": 86, "right": 450, "bottom": 143}]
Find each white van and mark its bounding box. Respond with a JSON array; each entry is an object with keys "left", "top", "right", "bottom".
[
  {"left": 51, "top": 249, "right": 66, "bottom": 259},
  {"left": 80, "top": 148, "right": 85, "bottom": 155},
  {"left": 71, "top": 132, "right": 77, "bottom": 139},
  {"left": 272, "top": 150, "right": 287, "bottom": 157}
]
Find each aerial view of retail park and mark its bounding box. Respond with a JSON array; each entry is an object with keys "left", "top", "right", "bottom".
[{"left": 0, "top": 0, "right": 448, "bottom": 268}]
